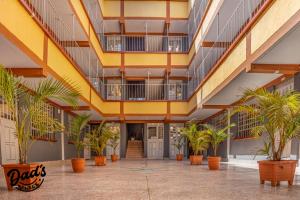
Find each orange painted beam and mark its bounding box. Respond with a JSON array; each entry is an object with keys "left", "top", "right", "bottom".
[
  {"left": 201, "top": 41, "right": 231, "bottom": 48},
  {"left": 61, "top": 41, "right": 90, "bottom": 47},
  {"left": 7, "top": 68, "right": 48, "bottom": 77},
  {"left": 247, "top": 64, "right": 300, "bottom": 74},
  {"left": 62, "top": 106, "right": 91, "bottom": 111},
  {"left": 202, "top": 104, "right": 230, "bottom": 109}
]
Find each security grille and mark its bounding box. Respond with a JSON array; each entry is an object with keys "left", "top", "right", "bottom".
[
  {"left": 31, "top": 101, "right": 56, "bottom": 141},
  {"left": 237, "top": 104, "right": 260, "bottom": 139}
]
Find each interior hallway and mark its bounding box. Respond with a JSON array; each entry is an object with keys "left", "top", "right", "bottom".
[{"left": 0, "top": 160, "right": 299, "bottom": 200}]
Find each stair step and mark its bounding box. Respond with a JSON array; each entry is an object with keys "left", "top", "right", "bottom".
[{"left": 126, "top": 140, "right": 144, "bottom": 159}]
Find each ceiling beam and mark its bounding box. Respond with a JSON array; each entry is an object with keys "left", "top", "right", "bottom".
[
  {"left": 7, "top": 68, "right": 48, "bottom": 77},
  {"left": 201, "top": 104, "right": 230, "bottom": 109},
  {"left": 61, "top": 41, "right": 90, "bottom": 47},
  {"left": 246, "top": 64, "right": 300, "bottom": 75},
  {"left": 62, "top": 106, "right": 91, "bottom": 111},
  {"left": 201, "top": 41, "right": 231, "bottom": 48}
]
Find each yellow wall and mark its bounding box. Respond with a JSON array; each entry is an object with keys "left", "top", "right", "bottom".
[
  {"left": 124, "top": 1, "right": 166, "bottom": 17},
  {"left": 201, "top": 38, "right": 246, "bottom": 100},
  {"left": 251, "top": 0, "right": 300, "bottom": 53},
  {"left": 171, "top": 54, "right": 189, "bottom": 66},
  {"left": 0, "top": 0, "right": 44, "bottom": 60},
  {"left": 91, "top": 90, "right": 120, "bottom": 114},
  {"left": 47, "top": 39, "right": 91, "bottom": 100},
  {"left": 170, "top": 102, "right": 189, "bottom": 115},
  {"left": 170, "top": 1, "right": 188, "bottom": 18},
  {"left": 125, "top": 54, "right": 167, "bottom": 66},
  {"left": 124, "top": 102, "right": 167, "bottom": 114},
  {"left": 101, "top": 0, "right": 120, "bottom": 17}
]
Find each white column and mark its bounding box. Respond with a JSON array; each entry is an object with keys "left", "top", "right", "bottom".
[
  {"left": 226, "top": 108, "right": 231, "bottom": 161},
  {"left": 61, "top": 110, "right": 65, "bottom": 160}
]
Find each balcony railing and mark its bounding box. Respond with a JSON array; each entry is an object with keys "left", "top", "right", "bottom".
[
  {"left": 188, "top": 0, "right": 268, "bottom": 97},
  {"left": 188, "top": 0, "right": 210, "bottom": 46},
  {"left": 101, "top": 35, "right": 189, "bottom": 53},
  {"left": 21, "top": 0, "right": 102, "bottom": 94},
  {"left": 98, "top": 83, "right": 187, "bottom": 101}
]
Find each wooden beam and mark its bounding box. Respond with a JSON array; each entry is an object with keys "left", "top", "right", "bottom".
[
  {"left": 61, "top": 41, "right": 90, "bottom": 47},
  {"left": 247, "top": 64, "right": 300, "bottom": 74},
  {"left": 7, "top": 68, "right": 48, "bottom": 77},
  {"left": 201, "top": 41, "right": 231, "bottom": 48},
  {"left": 62, "top": 106, "right": 91, "bottom": 111},
  {"left": 202, "top": 104, "right": 230, "bottom": 109}
]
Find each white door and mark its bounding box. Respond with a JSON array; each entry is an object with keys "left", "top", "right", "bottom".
[
  {"left": 0, "top": 118, "right": 19, "bottom": 164},
  {"left": 169, "top": 123, "right": 184, "bottom": 159},
  {"left": 147, "top": 123, "right": 164, "bottom": 159}
]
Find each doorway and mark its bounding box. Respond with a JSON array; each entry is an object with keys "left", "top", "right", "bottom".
[
  {"left": 127, "top": 123, "right": 144, "bottom": 141},
  {"left": 147, "top": 123, "right": 164, "bottom": 159}
]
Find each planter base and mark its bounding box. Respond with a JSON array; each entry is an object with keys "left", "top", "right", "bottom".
[
  {"left": 208, "top": 156, "right": 221, "bottom": 170},
  {"left": 95, "top": 156, "right": 106, "bottom": 166},
  {"left": 190, "top": 155, "right": 203, "bottom": 165},
  {"left": 71, "top": 158, "right": 85, "bottom": 173},
  {"left": 258, "top": 160, "right": 297, "bottom": 186},
  {"left": 176, "top": 154, "right": 183, "bottom": 161},
  {"left": 2, "top": 163, "right": 40, "bottom": 190},
  {"left": 111, "top": 154, "right": 118, "bottom": 162}
]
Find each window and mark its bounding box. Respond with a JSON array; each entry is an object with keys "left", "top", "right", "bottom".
[
  {"left": 106, "top": 35, "right": 122, "bottom": 51},
  {"left": 0, "top": 96, "right": 14, "bottom": 121},
  {"left": 169, "top": 82, "right": 184, "bottom": 100},
  {"left": 237, "top": 104, "right": 260, "bottom": 139},
  {"left": 31, "top": 101, "right": 57, "bottom": 142},
  {"left": 209, "top": 111, "right": 228, "bottom": 130}
]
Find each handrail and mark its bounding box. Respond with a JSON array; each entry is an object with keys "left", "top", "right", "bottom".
[
  {"left": 101, "top": 83, "right": 188, "bottom": 101},
  {"left": 188, "top": 0, "right": 268, "bottom": 97},
  {"left": 188, "top": 0, "right": 210, "bottom": 46},
  {"left": 21, "top": 0, "right": 104, "bottom": 96},
  {"left": 101, "top": 35, "right": 189, "bottom": 53}
]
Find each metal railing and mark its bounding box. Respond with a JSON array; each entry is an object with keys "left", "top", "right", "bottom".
[
  {"left": 102, "top": 35, "right": 188, "bottom": 53},
  {"left": 188, "top": 0, "right": 210, "bottom": 46},
  {"left": 101, "top": 83, "right": 187, "bottom": 101},
  {"left": 21, "top": 0, "right": 103, "bottom": 94},
  {"left": 188, "top": 0, "right": 267, "bottom": 97}
]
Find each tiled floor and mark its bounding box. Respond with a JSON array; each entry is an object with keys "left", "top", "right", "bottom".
[{"left": 0, "top": 160, "right": 300, "bottom": 200}]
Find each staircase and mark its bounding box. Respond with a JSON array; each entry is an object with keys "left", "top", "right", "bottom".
[{"left": 126, "top": 140, "right": 144, "bottom": 159}]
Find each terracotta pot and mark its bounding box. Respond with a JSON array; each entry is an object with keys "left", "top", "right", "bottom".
[
  {"left": 71, "top": 158, "right": 85, "bottom": 173},
  {"left": 208, "top": 156, "right": 221, "bottom": 170},
  {"left": 258, "top": 160, "right": 297, "bottom": 186},
  {"left": 176, "top": 154, "right": 184, "bottom": 161},
  {"left": 2, "top": 163, "right": 40, "bottom": 190},
  {"left": 95, "top": 156, "right": 106, "bottom": 166},
  {"left": 111, "top": 154, "right": 118, "bottom": 162},
  {"left": 190, "top": 155, "right": 203, "bottom": 165}
]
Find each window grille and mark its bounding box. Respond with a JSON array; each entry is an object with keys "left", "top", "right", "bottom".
[
  {"left": 237, "top": 104, "right": 260, "bottom": 139},
  {"left": 209, "top": 111, "right": 228, "bottom": 130},
  {"left": 0, "top": 96, "right": 14, "bottom": 121},
  {"left": 31, "top": 101, "right": 56, "bottom": 142}
]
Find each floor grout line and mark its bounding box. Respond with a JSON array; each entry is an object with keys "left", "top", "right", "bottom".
[{"left": 145, "top": 175, "right": 151, "bottom": 200}]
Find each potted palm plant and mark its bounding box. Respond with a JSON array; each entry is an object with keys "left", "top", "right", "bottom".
[
  {"left": 108, "top": 125, "right": 120, "bottom": 162},
  {"left": 202, "top": 124, "right": 234, "bottom": 170},
  {"left": 236, "top": 88, "right": 300, "bottom": 186},
  {"left": 182, "top": 122, "right": 210, "bottom": 165},
  {"left": 0, "top": 66, "right": 80, "bottom": 189},
  {"left": 172, "top": 131, "right": 185, "bottom": 161},
  {"left": 69, "top": 114, "right": 90, "bottom": 173},
  {"left": 88, "top": 122, "right": 112, "bottom": 166}
]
